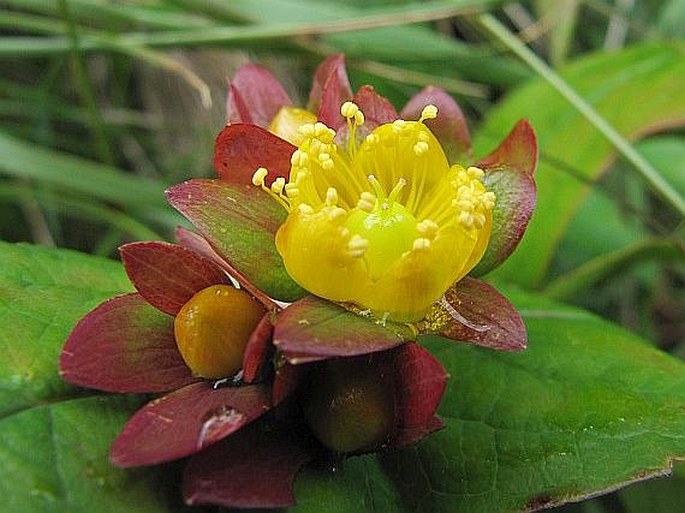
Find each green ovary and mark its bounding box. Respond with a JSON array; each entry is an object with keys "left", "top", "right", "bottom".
[{"left": 344, "top": 202, "right": 419, "bottom": 281}]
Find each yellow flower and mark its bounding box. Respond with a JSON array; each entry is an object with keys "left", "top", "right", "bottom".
[{"left": 254, "top": 102, "right": 495, "bottom": 322}]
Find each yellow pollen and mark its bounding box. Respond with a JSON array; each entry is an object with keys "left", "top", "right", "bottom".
[
  {"left": 357, "top": 191, "right": 376, "bottom": 212},
  {"left": 325, "top": 187, "right": 339, "bottom": 207},
  {"left": 348, "top": 234, "right": 369, "bottom": 258},
  {"left": 328, "top": 207, "right": 347, "bottom": 222},
  {"left": 413, "top": 141, "right": 429, "bottom": 156},
  {"left": 417, "top": 219, "right": 439, "bottom": 238},
  {"left": 271, "top": 177, "right": 286, "bottom": 195},
  {"left": 252, "top": 167, "right": 268, "bottom": 187},
  {"left": 412, "top": 238, "right": 431, "bottom": 251},
  {"left": 419, "top": 104, "right": 438, "bottom": 123},
  {"left": 298, "top": 203, "right": 314, "bottom": 214},
  {"left": 340, "top": 101, "right": 359, "bottom": 119}
]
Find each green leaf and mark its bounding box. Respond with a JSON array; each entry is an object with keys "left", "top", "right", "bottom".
[
  {"left": 0, "top": 241, "right": 183, "bottom": 513},
  {"left": 291, "top": 290, "right": 685, "bottom": 512},
  {"left": 0, "top": 241, "right": 132, "bottom": 418},
  {"left": 0, "top": 131, "right": 179, "bottom": 230},
  {"left": 473, "top": 42, "right": 685, "bottom": 288}
]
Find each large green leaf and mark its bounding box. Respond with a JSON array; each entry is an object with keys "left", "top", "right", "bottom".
[
  {"left": 0, "top": 241, "right": 132, "bottom": 418},
  {"left": 472, "top": 42, "right": 685, "bottom": 288},
  {"left": 0, "top": 241, "right": 186, "bottom": 512},
  {"left": 2, "top": 242, "right": 684, "bottom": 512}
]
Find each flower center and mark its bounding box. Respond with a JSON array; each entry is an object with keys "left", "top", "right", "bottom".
[{"left": 344, "top": 176, "right": 418, "bottom": 280}]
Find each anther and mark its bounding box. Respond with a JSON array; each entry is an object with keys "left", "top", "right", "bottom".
[
  {"left": 417, "top": 219, "right": 439, "bottom": 238},
  {"left": 357, "top": 191, "right": 376, "bottom": 212},
  {"left": 284, "top": 183, "right": 300, "bottom": 198},
  {"left": 354, "top": 110, "right": 365, "bottom": 126},
  {"left": 412, "top": 238, "right": 431, "bottom": 251},
  {"left": 340, "top": 101, "right": 359, "bottom": 119},
  {"left": 348, "top": 235, "right": 369, "bottom": 258},
  {"left": 413, "top": 141, "right": 429, "bottom": 156},
  {"left": 419, "top": 104, "right": 438, "bottom": 123},
  {"left": 252, "top": 167, "right": 268, "bottom": 187},
  {"left": 271, "top": 177, "right": 286, "bottom": 194},
  {"left": 325, "top": 187, "right": 339, "bottom": 207},
  {"left": 467, "top": 166, "right": 485, "bottom": 180},
  {"left": 298, "top": 203, "right": 314, "bottom": 214},
  {"left": 328, "top": 207, "right": 346, "bottom": 222}
]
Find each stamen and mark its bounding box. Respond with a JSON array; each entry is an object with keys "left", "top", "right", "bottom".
[
  {"left": 328, "top": 207, "right": 346, "bottom": 222},
  {"left": 298, "top": 203, "right": 314, "bottom": 214},
  {"left": 271, "top": 177, "right": 286, "bottom": 195},
  {"left": 341, "top": 101, "right": 365, "bottom": 156},
  {"left": 348, "top": 234, "right": 369, "bottom": 258},
  {"left": 284, "top": 183, "right": 299, "bottom": 198},
  {"left": 417, "top": 219, "right": 439, "bottom": 238},
  {"left": 325, "top": 187, "right": 339, "bottom": 207},
  {"left": 412, "top": 238, "right": 431, "bottom": 251},
  {"left": 413, "top": 141, "right": 429, "bottom": 156},
  {"left": 467, "top": 166, "right": 485, "bottom": 179},
  {"left": 252, "top": 167, "right": 290, "bottom": 211},
  {"left": 357, "top": 191, "right": 376, "bottom": 212},
  {"left": 419, "top": 104, "right": 438, "bottom": 123},
  {"left": 252, "top": 167, "right": 268, "bottom": 187}
]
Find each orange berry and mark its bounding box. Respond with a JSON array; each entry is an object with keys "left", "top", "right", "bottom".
[{"left": 174, "top": 285, "right": 265, "bottom": 379}]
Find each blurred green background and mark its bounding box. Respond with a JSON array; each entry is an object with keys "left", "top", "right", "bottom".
[{"left": 1, "top": 1, "right": 683, "bottom": 511}]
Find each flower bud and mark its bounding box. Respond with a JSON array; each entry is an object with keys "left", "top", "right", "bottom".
[
  {"left": 302, "top": 356, "right": 395, "bottom": 453},
  {"left": 174, "top": 285, "right": 265, "bottom": 379}
]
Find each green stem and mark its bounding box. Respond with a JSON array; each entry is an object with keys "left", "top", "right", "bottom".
[{"left": 476, "top": 13, "right": 685, "bottom": 218}]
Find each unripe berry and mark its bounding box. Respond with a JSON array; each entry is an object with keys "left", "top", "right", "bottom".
[
  {"left": 302, "top": 356, "right": 396, "bottom": 453},
  {"left": 174, "top": 285, "right": 265, "bottom": 379}
]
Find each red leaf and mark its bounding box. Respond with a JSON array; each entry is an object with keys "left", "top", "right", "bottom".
[
  {"left": 400, "top": 86, "right": 472, "bottom": 163},
  {"left": 166, "top": 179, "right": 306, "bottom": 302},
  {"left": 353, "top": 85, "right": 398, "bottom": 127},
  {"left": 390, "top": 342, "right": 448, "bottom": 447},
  {"left": 120, "top": 241, "right": 228, "bottom": 316},
  {"left": 111, "top": 382, "right": 271, "bottom": 467},
  {"left": 226, "top": 63, "right": 291, "bottom": 127},
  {"left": 309, "top": 53, "right": 352, "bottom": 126},
  {"left": 183, "top": 420, "right": 312, "bottom": 509},
  {"left": 477, "top": 119, "right": 538, "bottom": 176},
  {"left": 242, "top": 314, "right": 274, "bottom": 383},
  {"left": 471, "top": 121, "right": 537, "bottom": 275},
  {"left": 273, "top": 296, "right": 408, "bottom": 362},
  {"left": 430, "top": 277, "right": 527, "bottom": 351},
  {"left": 214, "top": 123, "right": 296, "bottom": 185},
  {"left": 60, "top": 293, "right": 197, "bottom": 393}
]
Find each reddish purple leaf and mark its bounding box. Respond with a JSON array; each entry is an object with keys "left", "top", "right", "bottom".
[
  {"left": 120, "top": 241, "right": 228, "bottom": 316},
  {"left": 183, "top": 420, "right": 313, "bottom": 509},
  {"left": 477, "top": 119, "right": 538, "bottom": 176},
  {"left": 174, "top": 226, "right": 281, "bottom": 312},
  {"left": 401, "top": 86, "right": 472, "bottom": 163},
  {"left": 308, "top": 53, "right": 352, "bottom": 126},
  {"left": 389, "top": 342, "right": 448, "bottom": 447},
  {"left": 111, "top": 381, "right": 271, "bottom": 467},
  {"left": 214, "top": 123, "right": 296, "bottom": 185},
  {"left": 226, "top": 63, "right": 292, "bottom": 127},
  {"left": 471, "top": 121, "right": 537, "bottom": 275},
  {"left": 353, "top": 85, "right": 398, "bottom": 127},
  {"left": 60, "top": 293, "right": 196, "bottom": 393},
  {"left": 428, "top": 277, "right": 527, "bottom": 351},
  {"left": 166, "top": 179, "right": 306, "bottom": 302},
  {"left": 273, "top": 295, "right": 408, "bottom": 362},
  {"left": 242, "top": 314, "right": 274, "bottom": 383}
]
